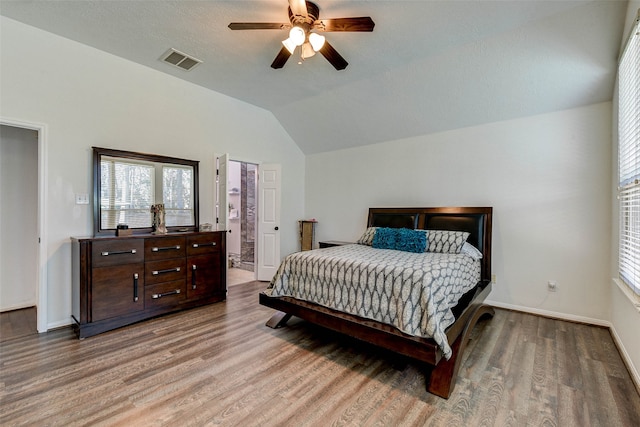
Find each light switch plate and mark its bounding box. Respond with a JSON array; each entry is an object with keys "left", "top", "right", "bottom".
[{"left": 75, "top": 193, "right": 89, "bottom": 205}]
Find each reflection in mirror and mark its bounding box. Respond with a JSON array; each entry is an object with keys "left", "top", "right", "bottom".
[{"left": 93, "top": 147, "right": 199, "bottom": 236}]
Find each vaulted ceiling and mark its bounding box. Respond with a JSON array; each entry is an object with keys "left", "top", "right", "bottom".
[{"left": 0, "top": 1, "right": 629, "bottom": 154}]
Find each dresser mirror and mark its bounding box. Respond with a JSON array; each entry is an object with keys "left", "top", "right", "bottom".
[{"left": 93, "top": 147, "right": 199, "bottom": 236}]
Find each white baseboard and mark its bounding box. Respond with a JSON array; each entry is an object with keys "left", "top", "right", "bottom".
[
  {"left": 485, "top": 300, "right": 611, "bottom": 327},
  {"left": 485, "top": 299, "right": 640, "bottom": 393},
  {"left": 46, "top": 318, "right": 72, "bottom": 332},
  {"left": 608, "top": 324, "right": 640, "bottom": 393},
  {"left": 1, "top": 302, "right": 36, "bottom": 312}
]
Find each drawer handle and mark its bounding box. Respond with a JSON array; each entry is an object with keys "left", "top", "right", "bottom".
[
  {"left": 151, "top": 289, "right": 181, "bottom": 299},
  {"left": 192, "top": 242, "right": 216, "bottom": 248},
  {"left": 152, "top": 267, "right": 181, "bottom": 275},
  {"left": 151, "top": 245, "right": 181, "bottom": 252},
  {"left": 191, "top": 264, "right": 197, "bottom": 289},
  {"left": 133, "top": 273, "right": 139, "bottom": 302},
  {"left": 101, "top": 249, "right": 137, "bottom": 256}
]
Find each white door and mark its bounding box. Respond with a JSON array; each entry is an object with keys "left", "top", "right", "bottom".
[
  {"left": 216, "top": 154, "right": 229, "bottom": 232},
  {"left": 257, "top": 164, "right": 281, "bottom": 281}
]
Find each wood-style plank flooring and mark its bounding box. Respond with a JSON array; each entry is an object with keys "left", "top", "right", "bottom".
[
  {"left": 0, "top": 306, "right": 37, "bottom": 342},
  {"left": 227, "top": 267, "right": 255, "bottom": 287},
  {"left": 1, "top": 281, "right": 639, "bottom": 426}
]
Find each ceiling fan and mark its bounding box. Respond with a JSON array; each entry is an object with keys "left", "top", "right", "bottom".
[{"left": 228, "top": 0, "right": 375, "bottom": 70}]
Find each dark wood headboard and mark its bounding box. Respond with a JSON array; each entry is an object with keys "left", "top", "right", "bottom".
[{"left": 367, "top": 207, "right": 493, "bottom": 283}]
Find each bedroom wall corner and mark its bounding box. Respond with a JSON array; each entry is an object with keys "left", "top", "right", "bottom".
[{"left": 305, "top": 102, "right": 613, "bottom": 322}]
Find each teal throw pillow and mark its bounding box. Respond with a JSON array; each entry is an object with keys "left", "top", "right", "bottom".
[
  {"left": 372, "top": 227, "right": 397, "bottom": 250},
  {"left": 395, "top": 228, "right": 427, "bottom": 253}
]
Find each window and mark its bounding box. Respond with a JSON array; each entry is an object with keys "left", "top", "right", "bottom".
[
  {"left": 162, "top": 165, "right": 194, "bottom": 227},
  {"left": 99, "top": 155, "right": 195, "bottom": 231},
  {"left": 618, "top": 11, "right": 640, "bottom": 296},
  {"left": 100, "top": 157, "right": 154, "bottom": 228}
]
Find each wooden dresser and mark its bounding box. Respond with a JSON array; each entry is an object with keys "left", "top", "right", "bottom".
[{"left": 71, "top": 231, "right": 226, "bottom": 338}]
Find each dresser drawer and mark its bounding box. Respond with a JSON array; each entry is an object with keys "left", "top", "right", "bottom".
[
  {"left": 145, "top": 280, "right": 186, "bottom": 308},
  {"left": 92, "top": 239, "right": 144, "bottom": 267},
  {"left": 144, "top": 236, "right": 186, "bottom": 261},
  {"left": 187, "top": 233, "right": 222, "bottom": 255},
  {"left": 145, "top": 258, "right": 186, "bottom": 285}
]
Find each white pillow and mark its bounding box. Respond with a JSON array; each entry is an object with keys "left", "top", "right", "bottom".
[
  {"left": 356, "top": 227, "right": 377, "bottom": 246},
  {"left": 461, "top": 242, "right": 483, "bottom": 260},
  {"left": 425, "top": 230, "right": 470, "bottom": 254}
]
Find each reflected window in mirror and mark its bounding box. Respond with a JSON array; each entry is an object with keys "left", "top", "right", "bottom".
[
  {"left": 94, "top": 147, "right": 199, "bottom": 236},
  {"left": 100, "top": 156, "right": 155, "bottom": 229},
  {"left": 162, "top": 164, "right": 194, "bottom": 226}
]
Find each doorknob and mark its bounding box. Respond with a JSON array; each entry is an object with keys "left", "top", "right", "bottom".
[{"left": 274, "top": 226, "right": 279, "bottom": 230}]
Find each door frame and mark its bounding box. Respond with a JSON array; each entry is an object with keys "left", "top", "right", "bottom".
[
  {"left": 0, "top": 117, "right": 48, "bottom": 333},
  {"left": 216, "top": 155, "right": 268, "bottom": 282}
]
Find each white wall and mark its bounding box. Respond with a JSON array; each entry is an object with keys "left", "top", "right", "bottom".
[
  {"left": 0, "top": 17, "right": 305, "bottom": 329},
  {"left": 306, "top": 103, "right": 612, "bottom": 322},
  {"left": 0, "top": 125, "right": 39, "bottom": 311},
  {"left": 609, "top": 0, "right": 640, "bottom": 387}
]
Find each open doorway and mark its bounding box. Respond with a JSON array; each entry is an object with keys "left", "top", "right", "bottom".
[
  {"left": 0, "top": 118, "right": 47, "bottom": 334},
  {"left": 0, "top": 125, "right": 39, "bottom": 339},
  {"left": 227, "top": 160, "right": 257, "bottom": 285}
]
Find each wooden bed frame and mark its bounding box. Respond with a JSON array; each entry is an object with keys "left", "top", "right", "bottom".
[{"left": 258, "top": 207, "right": 494, "bottom": 398}]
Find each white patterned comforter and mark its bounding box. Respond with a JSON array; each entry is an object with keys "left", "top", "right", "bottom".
[{"left": 266, "top": 244, "right": 481, "bottom": 359}]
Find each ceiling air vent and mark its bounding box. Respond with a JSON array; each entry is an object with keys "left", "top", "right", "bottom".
[{"left": 161, "top": 48, "right": 202, "bottom": 71}]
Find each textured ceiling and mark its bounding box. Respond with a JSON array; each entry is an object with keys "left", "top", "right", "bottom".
[{"left": 0, "top": 1, "right": 628, "bottom": 154}]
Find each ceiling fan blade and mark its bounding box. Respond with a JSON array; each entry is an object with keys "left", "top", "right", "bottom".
[
  {"left": 271, "top": 46, "right": 292, "bottom": 69},
  {"left": 228, "top": 23, "right": 289, "bottom": 30},
  {"left": 319, "top": 41, "right": 348, "bottom": 70},
  {"left": 289, "top": 0, "right": 308, "bottom": 21},
  {"left": 316, "top": 17, "right": 375, "bottom": 32}
]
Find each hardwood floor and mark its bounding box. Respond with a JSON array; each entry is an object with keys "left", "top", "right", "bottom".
[
  {"left": 227, "top": 267, "right": 255, "bottom": 287},
  {"left": 1, "top": 282, "right": 639, "bottom": 426},
  {"left": 0, "top": 306, "right": 37, "bottom": 342}
]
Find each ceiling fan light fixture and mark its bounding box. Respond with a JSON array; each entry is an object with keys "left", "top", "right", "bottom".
[
  {"left": 301, "top": 42, "right": 316, "bottom": 59},
  {"left": 308, "top": 32, "right": 325, "bottom": 51},
  {"left": 282, "top": 37, "right": 297, "bottom": 54},
  {"left": 289, "top": 26, "right": 306, "bottom": 46},
  {"left": 228, "top": 1, "right": 375, "bottom": 70}
]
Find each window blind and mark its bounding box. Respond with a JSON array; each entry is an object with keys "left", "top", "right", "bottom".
[
  {"left": 618, "top": 11, "right": 640, "bottom": 296},
  {"left": 100, "top": 157, "right": 155, "bottom": 229}
]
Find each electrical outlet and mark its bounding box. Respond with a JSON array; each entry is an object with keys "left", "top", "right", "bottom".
[
  {"left": 548, "top": 280, "right": 558, "bottom": 292},
  {"left": 491, "top": 274, "right": 497, "bottom": 284}
]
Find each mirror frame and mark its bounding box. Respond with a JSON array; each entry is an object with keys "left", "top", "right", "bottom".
[{"left": 93, "top": 147, "right": 200, "bottom": 236}]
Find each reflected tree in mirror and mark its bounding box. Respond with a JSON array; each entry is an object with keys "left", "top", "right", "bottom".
[
  {"left": 162, "top": 165, "right": 193, "bottom": 227},
  {"left": 93, "top": 147, "right": 199, "bottom": 236},
  {"left": 100, "top": 156, "right": 154, "bottom": 228}
]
